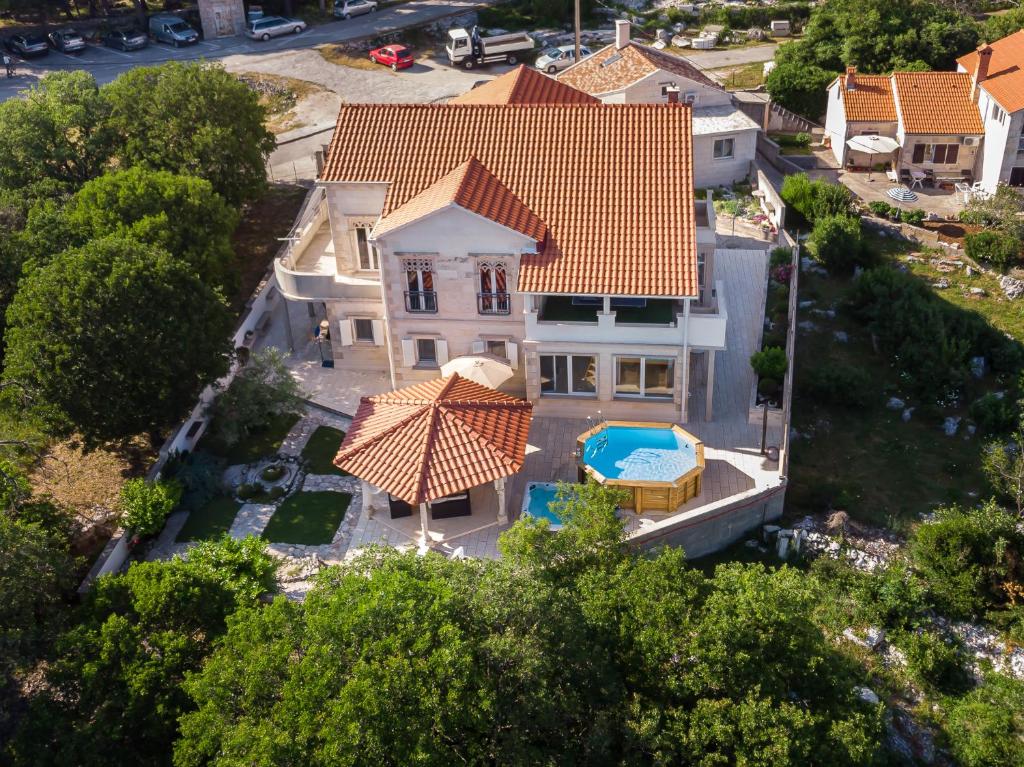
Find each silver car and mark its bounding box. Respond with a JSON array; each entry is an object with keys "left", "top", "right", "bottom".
[
  {"left": 535, "top": 44, "right": 591, "bottom": 74},
  {"left": 334, "top": 0, "right": 378, "bottom": 19},
  {"left": 246, "top": 16, "right": 306, "bottom": 41},
  {"left": 48, "top": 28, "right": 87, "bottom": 53}
]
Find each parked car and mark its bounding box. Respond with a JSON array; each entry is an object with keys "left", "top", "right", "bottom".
[
  {"left": 334, "top": 0, "right": 377, "bottom": 19},
  {"left": 148, "top": 14, "right": 199, "bottom": 47},
  {"left": 104, "top": 28, "right": 148, "bottom": 51},
  {"left": 4, "top": 33, "right": 48, "bottom": 57},
  {"left": 535, "top": 44, "right": 591, "bottom": 74},
  {"left": 246, "top": 15, "right": 306, "bottom": 40},
  {"left": 48, "top": 28, "right": 86, "bottom": 53},
  {"left": 369, "top": 44, "right": 414, "bottom": 70}
]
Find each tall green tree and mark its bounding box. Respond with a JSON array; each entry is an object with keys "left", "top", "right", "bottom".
[
  {"left": 102, "top": 63, "right": 276, "bottom": 206},
  {"left": 3, "top": 235, "right": 233, "bottom": 446},
  {"left": 64, "top": 167, "right": 240, "bottom": 289},
  {"left": 0, "top": 71, "right": 113, "bottom": 191}
]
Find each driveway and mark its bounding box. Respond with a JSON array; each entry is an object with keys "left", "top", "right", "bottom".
[{"left": 0, "top": 0, "right": 483, "bottom": 100}]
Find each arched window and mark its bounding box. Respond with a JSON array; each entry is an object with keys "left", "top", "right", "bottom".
[{"left": 478, "top": 261, "right": 509, "bottom": 315}]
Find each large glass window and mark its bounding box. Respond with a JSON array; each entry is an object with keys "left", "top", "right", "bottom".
[
  {"left": 615, "top": 356, "right": 675, "bottom": 399},
  {"left": 539, "top": 354, "right": 596, "bottom": 396}
]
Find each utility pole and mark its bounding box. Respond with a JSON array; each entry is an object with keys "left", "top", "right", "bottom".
[{"left": 574, "top": 0, "right": 581, "bottom": 62}]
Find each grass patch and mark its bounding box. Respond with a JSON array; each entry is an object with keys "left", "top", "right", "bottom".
[
  {"left": 176, "top": 496, "right": 241, "bottom": 542},
  {"left": 715, "top": 61, "right": 765, "bottom": 90},
  {"left": 318, "top": 44, "right": 386, "bottom": 70},
  {"left": 202, "top": 412, "right": 302, "bottom": 466},
  {"left": 262, "top": 491, "right": 351, "bottom": 544},
  {"left": 302, "top": 426, "right": 349, "bottom": 476}
]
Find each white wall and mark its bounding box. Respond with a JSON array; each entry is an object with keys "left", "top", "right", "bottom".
[
  {"left": 620, "top": 70, "right": 733, "bottom": 107},
  {"left": 824, "top": 80, "right": 848, "bottom": 165},
  {"left": 693, "top": 129, "right": 757, "bottom": 187},
  {"left": 977, "top": 87, "right": 1023, "bottom": 192}
]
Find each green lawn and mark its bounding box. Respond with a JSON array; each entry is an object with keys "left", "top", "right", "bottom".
[
  {"left": 302, "top": 426, "right": 349, "bottom": 476},
  {"left": 203, "top": 412, "right": 301, "bottom": 465},
  {"left": 176, "top": 496, "right": 241, "bottom": 542},
  {"left": 262, "top": 491, "right": 352, "bottom": 545}
]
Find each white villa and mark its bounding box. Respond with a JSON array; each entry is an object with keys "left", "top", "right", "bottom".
[
  {"left": 824, "top": 31, "right": 1024, "bottom": 193},
  {"left": 557, "top": 21, "right": 761, "bottom": 189}
]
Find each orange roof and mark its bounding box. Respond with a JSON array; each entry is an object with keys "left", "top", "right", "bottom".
[
  {"left": 958, "top": 31, "right": 1024, "bottom": 113},
  {"left": 321, "top": 103, "right": 697, "bottom": 297},
  {"left": 892, "top": 72, "right": 984, "bottom": 134},
  {"left": 558, "top": 42, "right": 719, "bottom": 96},
  {"left": 373, "top": 157, "right": 547, "bottom": 241},
  {"left": 334, "top": 374, "right": 533, "bottom": 505},
  {"left": 836, "top": 74, "right": 897, "bottom": 122},
  {"left": 449, "top": 65, "right": 597, "bottom": 105}
]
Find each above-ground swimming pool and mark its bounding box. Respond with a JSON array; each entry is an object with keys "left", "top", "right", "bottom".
[
  {"left": 521, "top": 482, "right": 577, "bottom": 530},
  {"left": 577, "top": 421, "right": 704, "bottom": 514}
]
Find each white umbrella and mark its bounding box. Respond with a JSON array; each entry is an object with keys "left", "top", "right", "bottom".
[
  {"left": 846, "top": 135, "right": 901, "bottom": 180},
  {"left": 440, "top": 354, "right": 514, "bottom": 389}
]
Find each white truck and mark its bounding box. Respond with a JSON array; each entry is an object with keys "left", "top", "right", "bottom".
[{"left": 446, "top": 26, "right": 535, "bottom": 69}]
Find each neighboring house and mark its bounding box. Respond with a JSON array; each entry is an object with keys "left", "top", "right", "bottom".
[
  {"left": 557, "top": 21, "right": 760, "bottom": 188},
  {"left": 275, "top": 66, "right": 726, "bottom": 423},
  {"left": 824, "top": 67, "right": 983, "bottom": 181},
  {"left": 957, "top": 32, "right": 1024, "bottom": 191}
]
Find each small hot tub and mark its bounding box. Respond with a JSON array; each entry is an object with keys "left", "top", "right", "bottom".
[
  {"left": 521, "top": 481, "right": 578, "bottom": 530},
  {"left": 577, "top": 421, "right": 704, "bottom": 513}
]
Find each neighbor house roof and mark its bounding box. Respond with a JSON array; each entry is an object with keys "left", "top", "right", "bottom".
[
  {"left": 449, "top": 64, "right": 598, "bottom": 105},
  {"left": 957, "top": 30, "right": 1024, "bottom": 113},
  {"left": 373, "top": 157, "right": 547, "bottom": 241},
  {"left": 320, "top": 100, "right": 697, "bottom": 297},
  {"left": 557, "top": 42, "right": 719, "bottom": 96},
  {"left": 334, "top": 374, "right": 533, "bottom": 505},
  {"left": 835, "top": 73, "right": 897, "bottom": 122},
  {"left": 892, "top": 71, "right": 984, "bottom": 134}
]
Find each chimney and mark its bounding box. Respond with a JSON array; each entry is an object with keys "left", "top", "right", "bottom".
[
  {"left": 666, "top": 86, "right": 680, "bottom": 103},
  {"left": 971, "top": 43, "right": 994, "bottom": 101},
  {"left": 615, "top": 20, "right": 630, "bottom": 50},
  {"left": 845, "top": 66, "right": 856, "bottom": 91}
]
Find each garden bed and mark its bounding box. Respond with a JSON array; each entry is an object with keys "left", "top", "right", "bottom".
[
  {"left": 261, "top": 491, "right": 352, "bottom": 545},
  {"left": 301, "top": 426, "right": 349, "bottom": 476}
]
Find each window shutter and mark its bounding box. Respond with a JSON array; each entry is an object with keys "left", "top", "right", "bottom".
[
  {"left": 912, "top": 144, "right": 925, "bottom": 164},
  {"left": 371, "top": 320, "right": 385, "bottom": 346},
  {"left": 401, "top": 339, "right": 415, "bottom": 367},
  {"left": 338, "top": 320, "right": 354, "bottom": 347},
  {"left": 946, "top": 144, "right": 959, "bottom": 164},
  {"left": 471, "top": 340, "right": 486, "bottom": 354},
  {"left": 507, "top": 342, "right": 519, "bottom": 370},
  {"left": 436, "top": 340, "right": 449, "bottom": 366}
]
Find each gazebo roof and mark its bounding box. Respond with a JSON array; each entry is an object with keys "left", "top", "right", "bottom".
[{"left": 334, "top": 374, "right": 533, "bottom": 505}]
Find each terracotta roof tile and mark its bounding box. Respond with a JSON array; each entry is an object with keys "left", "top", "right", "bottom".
[
  {"left": 449, "top": 64, "right": 598, "bottom": 105},
  {"left": 334, "top": 374, "right": 533, "bottom": 504},
  {"left": 321, "top": 102, "right": 697, "bottom": 297},
  {"left": 892, "top": 71, "right": 984, "bottom": 134},
  {"left": 837, "top": 74, "right": 897, "bottom": 122},
  {"left": 558, "top": 42, "right": 719, "bottom": 96},
  {"left": 373, "top": 157, "right": 547, "bottom": 241},
  {"left": 958, "top": 31, "right": 1024, "bottom": 113}
]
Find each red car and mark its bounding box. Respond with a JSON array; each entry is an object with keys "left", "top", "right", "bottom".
[{"left": 369, "top": 44, "right": 414, "bottom": 71}]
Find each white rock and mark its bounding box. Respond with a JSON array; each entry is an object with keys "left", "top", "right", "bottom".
[
  {"left": 855, "top": 686, "right": 881, "bottom": 705},
  {"left": 902, "top": 407, "right": 914, "bottom": 422},
  {"left": 943, "top": 416, "right": 961, "bottom": 436},
  {"left": 833, "top": 330, "right": 849, "bottom": 343},
  {"left": 886, "top": 396, "right": 905, "bottom": 410}
]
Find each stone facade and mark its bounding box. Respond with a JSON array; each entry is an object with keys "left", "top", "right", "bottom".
[{"left": 198, "top": 0, "right": 246, "bottom": 38}]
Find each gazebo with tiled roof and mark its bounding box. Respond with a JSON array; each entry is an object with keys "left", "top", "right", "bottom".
[{"left": 334, "top": 374, "right": 533, "bottom": 544}]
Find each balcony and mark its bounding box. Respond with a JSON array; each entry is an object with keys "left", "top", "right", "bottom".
[
  {"left": 405, "top": 290, "right": 438, "bottom": 313},
  {"left": 478, "top": 292, "right": 511, "bottom": 315},
  {"left": 526, "top": 282, "right": 728, "bottom": 350}
]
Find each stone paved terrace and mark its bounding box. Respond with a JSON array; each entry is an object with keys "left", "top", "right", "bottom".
[{"left": 839, "top": 169, "right": 965, "bottom": 219}]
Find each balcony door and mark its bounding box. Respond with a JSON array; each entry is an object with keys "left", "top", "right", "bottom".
[
  {"left": 404, "top": 258, "right": 436, "bottom": 313},
  {"left": 478, "top": 261, "right": 510, "bottom": 315}
]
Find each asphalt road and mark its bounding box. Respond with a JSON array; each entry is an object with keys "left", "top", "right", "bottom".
[{"left": 0, "top": 0, "right": 481, "bottom": 100}]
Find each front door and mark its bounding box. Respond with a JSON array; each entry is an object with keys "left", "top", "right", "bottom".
[{"left": 1010, "top": 167, "right": 1024, "bottom": 187}]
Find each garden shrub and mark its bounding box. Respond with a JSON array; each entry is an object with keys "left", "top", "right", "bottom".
[
  {"left": 894, "top": 629, "right": 970, "bottom": 695},
  {"left": 163, "top": 450, "right": 224, "bottom": 513},
  {"left": 770, "top": 246, "right": 792, "bottom": 268},
  {"left": 969, "top": 392, "right": 1016, "bottom": 434},
  {"left": 902, "top": 209, "right": 926, "bottom": 226},
  {"left": 260, "top": 464, "right": 285, "bottom": 482},
  {"left": 907, "top": 501, "right": 1024, "bottom": 620},
  {"left": 867, "top": 201, "right": 893, "bottom": 218},
  {"left": 965, "top": 230, "right": 1022, "bottom": 270},
  {"left": 780, "top": 173, "right": 814, "bottom": 219},
  {"left": 750, "top": 346, "right": 787, "bottom": 382},
  {"left": 800, "top": 362, "right": 874, "bottom": 408},
  {"left": 809, "top": 181, "right": 853, "bottom": 221},
  {"left": 119, "top": 478, "right": 183, "bottom": 537},
  {"left": 809, "top": 214, "right": 865, "bottom": 272},
  {"left": 944, "top": 673, "right": 1024, "bottom": 767}
]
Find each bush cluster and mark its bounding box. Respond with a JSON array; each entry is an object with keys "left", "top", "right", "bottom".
[
  {"left": 965, "top": 230, "right": 1022, "bottom": 270},
  {"left": 800, "top": 362, "right": 875, "bottom": 408},
  {"left": 750, "top": 346, "right": 788, "bottom": 384},
  {"left": 119, "top": 478, "right": 183, "bottom": 537},
  {"left": 781, "top": 174, "right": 853, "bottom": 223},
  {"left": 809, "top": 214, "right": 868, "bottom": 272}
]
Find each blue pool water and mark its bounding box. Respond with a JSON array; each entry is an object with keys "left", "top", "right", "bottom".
[
  {"left": 583, "top": 426, "right": 697, "bottom": 481},
  {"left": 522, "top": 482, "right": 572, "bottom": 530}
]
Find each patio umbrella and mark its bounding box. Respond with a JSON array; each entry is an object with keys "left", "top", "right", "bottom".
[
  {"left": 440, "top": 353, "right": 514, "bottom": 389},
  {"left": 887, "top": 187, "right": 918, "bottom": 203},
  {"left": 335, "top": 374, "right": 533, "bottom": 545},
  {"left": 846, "top": 135, "right": 900, "bottom": 179}
]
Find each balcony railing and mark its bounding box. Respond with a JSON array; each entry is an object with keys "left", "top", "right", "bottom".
[
  {"left": 405, "top": 290, "right": 438, "bottom": 313},
  {"left": 477, "top": 292, "right": 511, "bottom": 315}
]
